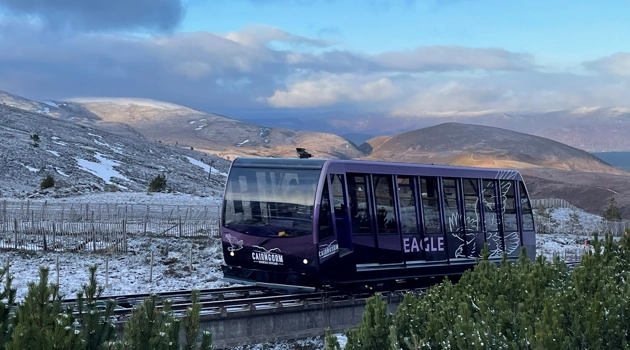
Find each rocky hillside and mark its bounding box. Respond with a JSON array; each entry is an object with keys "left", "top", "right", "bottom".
[
  {"left": 253, "top": 108, "right": 630, "bottom": 152},
  {"left": 362, "top": 122, "right": 624, "bottom": 174},
  {"left": 0, "top": 104, "right": 229, "bottom": 199},
  {"left": 361, "top": 122, "right": 630, "bottom": 217},
  {"left": 52, "top": 97, "right": 364, "bottom": 160}
]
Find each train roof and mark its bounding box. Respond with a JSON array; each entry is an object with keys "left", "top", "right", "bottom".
[{"left": 230, "top": 157, "right": 524, "bottom": 181}]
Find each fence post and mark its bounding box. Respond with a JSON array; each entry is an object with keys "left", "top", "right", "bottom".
[
  {"left": 13, "top": 218, "right": 17, "bottom": 249},
  {"left": 143, "top": 206, "right": 149, "bottom": 235},
  {"left": 179, "top": 216, "right": 183, "bottom": 238},
  {"left": 42, "top": 227, "right": 47, "bottom": 251},
  {"left": 149, "top": 251, "right": 154, "bottom": 282},
  {"left": 52, "top": 222, "right": 56, "bottom": 251},
  {"left": 56, "top": 256, "right": 60, "bottom": 286},
  {"left": 105, "top": 257, "right": 109, "bottom": 287},
  {"left": 189, "top": 245, "right": 193, "bottom": 272},
  {"left": 2, "top": 200, "right": 6, "bottom": 234},
  {"left": 92, "top": 223, "right": 97, "bottom": 253}
]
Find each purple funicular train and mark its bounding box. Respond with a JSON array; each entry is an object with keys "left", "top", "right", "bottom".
[{"left": 220, "top": 157, "right": 536, "bottom": 292}]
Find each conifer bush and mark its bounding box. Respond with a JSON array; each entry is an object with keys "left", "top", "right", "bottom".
[
  {"left": 0, "top": 265, "right": 215, "bottom": 350},
  {"left": 346, "top": 234, "right": 630, "bottom": 350},
  {"left": 148, "top": 174, "right": 167, "bottom": 192},
  {"left": 41, "top": 173, "right": 55, "bottom": 189}
]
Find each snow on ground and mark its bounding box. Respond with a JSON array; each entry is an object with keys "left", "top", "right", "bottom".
[
  {"left": 4, "top": 235, "right": 229, "bottom": 302},
  {"left": 0, "top": 192, "right": 615, "bottom": 349},
  {"left": 75, "top": 152, "right": 132, "bottom": 185},
  {"left": 185, "top": 156, "right": 228, "bottom": 177}
]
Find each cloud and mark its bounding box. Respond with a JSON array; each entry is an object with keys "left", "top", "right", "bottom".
[
  {"left": 374, "top": 46, "right": 538, "bottom": 72},
  {"left": 263, "top": 73, "right": 397, "bottom": 108},
  {"left": 222, "top": 24, "right": 331, "bottom": 48},
  {"left": 391, "top": 72, "right": 630, "bottom": 114},
  {"left": 0, "top": 0, "right": 185, "bottom": 33},
  {"left": 583, "top": 53, "right": 630, "bottom": 78},
  {"left": 0, "top": 19, "right": 628, "bottom": 115}
]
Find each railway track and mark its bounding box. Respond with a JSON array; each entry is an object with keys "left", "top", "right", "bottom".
[{"left": 58, "top": 259, "right": 583, "bottom": 321}]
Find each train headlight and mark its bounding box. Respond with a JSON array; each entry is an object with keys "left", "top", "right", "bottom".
[
  {"left": 302, "top": 259, "right": 308, "bottom": 265},
  {"left": 229, "top": 251, "right": 235, "bottom": 257}
]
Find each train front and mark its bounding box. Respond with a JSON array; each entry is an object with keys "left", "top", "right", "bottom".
[{"left": 220, "top": 157, "right": 325, "bottom": 291}]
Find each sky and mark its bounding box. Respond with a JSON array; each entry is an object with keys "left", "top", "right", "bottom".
[{"left": 0, "top": 0, "right": 629, "bottom": 118}]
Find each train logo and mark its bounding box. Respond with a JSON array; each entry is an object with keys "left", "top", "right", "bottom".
[
  {"left": 225, "top": 233, "right": 243, "bottom": 252},
  {"left": 251, "top": 246, "right": 284, "bottom": 265},
  {"left": 318, "top": 240, "right": 339, "bottom": 259}
]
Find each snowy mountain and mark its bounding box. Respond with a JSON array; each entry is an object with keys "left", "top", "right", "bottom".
[
  {"left": 53, "top": 96, "right": 365, "bottom": 160},
  {"left": 0, "top": 103, "right": 229, "bottom": 199}
]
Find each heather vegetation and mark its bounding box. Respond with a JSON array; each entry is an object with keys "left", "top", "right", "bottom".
[{"left": 337, "top": 233, "right": 630, "bottom": 350}]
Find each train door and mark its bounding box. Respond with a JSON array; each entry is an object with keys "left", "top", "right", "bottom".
[
  {"left": 372, "top": 175, "right": 403, "bottom": 265},
  {"left": 330, "top": 174, "right": 352, "bottom": 253},
  {"left": 347, "top": 173, "right": 378, "bottom": 265}
]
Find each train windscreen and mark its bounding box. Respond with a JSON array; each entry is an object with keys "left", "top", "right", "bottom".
[{"left": 223, "top": 166, "right": 321, "bottom": 237}]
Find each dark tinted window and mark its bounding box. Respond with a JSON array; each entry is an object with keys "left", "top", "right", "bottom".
[
  {"left": 482, "top": 180, "right": 498, "bottom": 232},
  {"left": 373, "top": 175, "right": 397, "bottom": 234},
  {"left": 398, "top": 176, "right": 418, "bottom": 234},
  {"left": 501, "top": 180, "right": 519, "bottom": 232},
  {"left": 223, "top": 167, "right": 320, "bottom": 237},
  {"left": 519, "top": 182, "right": 535, "bottom": 230},
  {"left": 318, "top": 181, "right": 334, "bottom": 240},
  {"left": 420, "top": 177, "right": 441, "bottom": 234},
  {"left": 463, "top": 179, "right": 481, "bottom": 231},
  {"left": 348, "top": 174, "right": 371, "bottom": 234},
  {"left": 442, "top": 178, "right": 460, "bottom": 233}
]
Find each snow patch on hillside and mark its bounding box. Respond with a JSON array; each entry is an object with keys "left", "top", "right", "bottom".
[{"left": 75, "top": 152, "right": 131, "bottom": 185}]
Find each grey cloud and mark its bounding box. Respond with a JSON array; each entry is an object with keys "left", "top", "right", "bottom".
[
  {"left": 583, "top": 53, "right": 630, "bottom": 78},
  {"left": 0, "top": 20, "right": 625, "bottom": 115},
  {"left": 374, "top": 46, "right": 538, "bottom": 72},
  {"left": 391, "top": 71, "right": 630, "bottom": 114},
  {"left": 0, "top": 0, "right": 185, "bottom": 33}
]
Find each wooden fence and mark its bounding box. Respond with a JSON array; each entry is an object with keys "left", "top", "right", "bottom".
[
  {"left": 0, "top": 201, "right": 221, "bottom": 253},
  {"left": 531, "top": 198, "right": 581, "bottom": 212},
  {"left": 532, "top": 198, "right": 630, "bottom": 235}
]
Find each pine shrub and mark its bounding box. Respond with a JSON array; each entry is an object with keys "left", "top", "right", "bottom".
[
  {"left": 346, "top": 236, "right": 630, "bottom": 350},
  {"left": 41, "top": 174, "right": 55, "bottom": 189},
  {"left": 148, "top": 174, "right": 167, "bottom": 192}
]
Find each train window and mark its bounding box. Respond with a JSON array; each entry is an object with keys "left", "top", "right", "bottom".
[
  {"left": 519, "top": 182, "right": 535, "bottom": 230},
  {"left": 420, "top": 177, "right": 441, "bottom": 234},
  {"left": 331, "top": 175, "right": 345, "bottom": 216},
  {"left": 318, "top": 182, "right": 334, "bottom": 240},
  {"left": 463, "top": 179, "right": 481, "bottom": 231},
  {"left": 373, "top": 175, "right": 397, "bottom": 234},
  {"left": 397, "top": 176, "right": 418, "bottom": 234},
  {"left": 442, "top": 178, "right": 461, "bottom": 233},
  {"left": 481, "top": 180, "right": 502, "bottom": 254},
  {"left": 501, "top": 180, "right": 519, "bottom": 232},
  {"left": 348, "top": 174, "right": 371, "bottom": 234},
  {"left": 223, "top": 167, "right": 320, "bottom": 237}
]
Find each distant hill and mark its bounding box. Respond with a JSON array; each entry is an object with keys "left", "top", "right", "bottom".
[
  {"left": 361, "top": 123, "right": 630, "bottom": 217},
  {"left": 57, "top": 97, "right": 365, "bottom": 160},
  {"left": 264, "top": 108, "right": 630, "bottom": 153},
  {"left": 0, "top": 104, "right": 229, "bottom": 199},
  {"left": 362, "top": 122, "right": 624, "bottom": 174}
]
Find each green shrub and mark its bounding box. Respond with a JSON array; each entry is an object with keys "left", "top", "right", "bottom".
[
  {"left": 40, "top": 174, "right": 54, "bottom": 189},
  {"left": 148, "top": 174, "right": 167, "bottom": 192}
]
